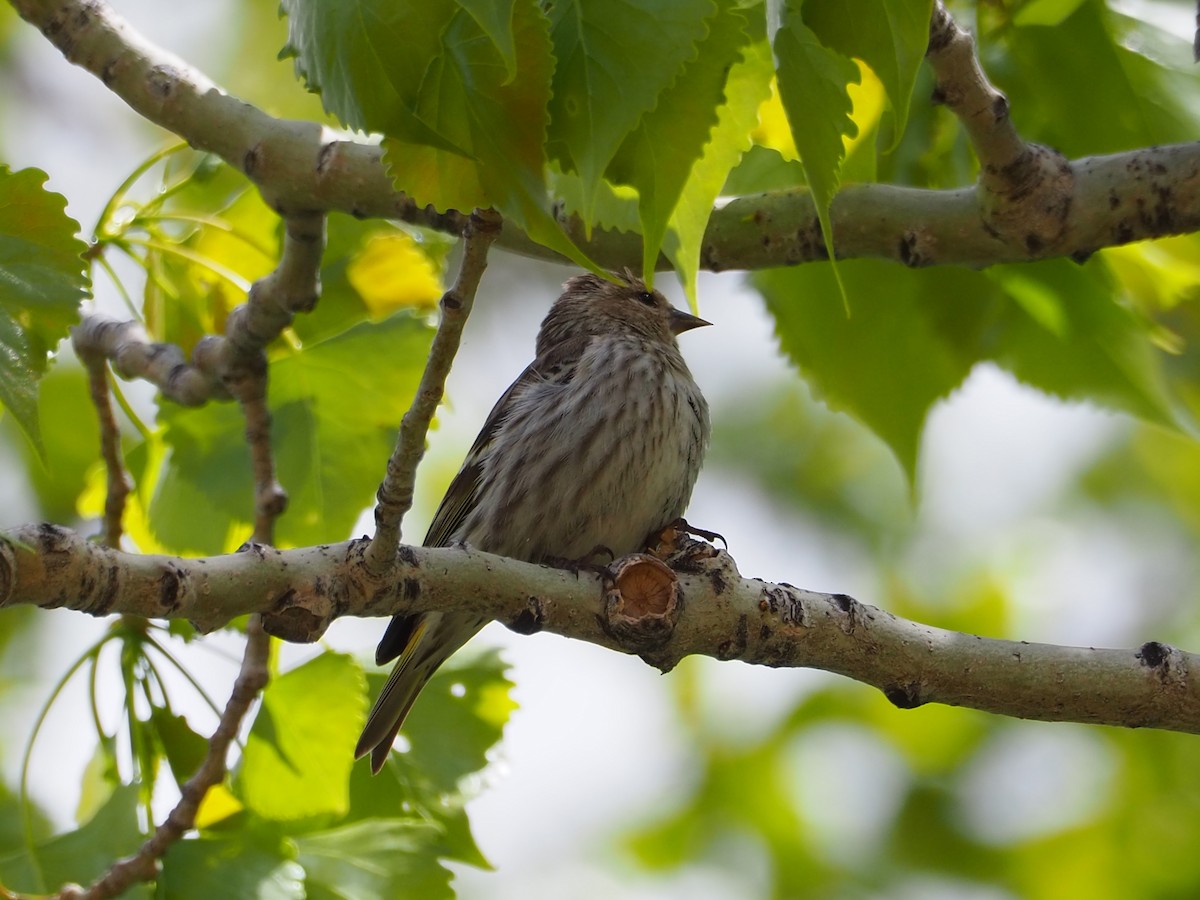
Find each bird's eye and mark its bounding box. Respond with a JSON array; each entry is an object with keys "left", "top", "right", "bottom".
[{"left": 636, "top": 291, "right": 655, "bottom": 306}]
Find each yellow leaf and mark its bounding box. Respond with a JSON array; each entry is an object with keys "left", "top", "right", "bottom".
[
  {"left": 346, "top": 232, "right": 444, "bottom": 315},
  {"left": 751, "top": 77, "right": 799, "bottom": 161},
  {"left": 845, "top": 60, "right": 885, "bottom": 155},
  {"left": 194, "top": 782, "right": 244, "bottom": 828}
]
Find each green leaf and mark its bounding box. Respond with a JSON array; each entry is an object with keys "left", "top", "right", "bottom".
[
  {"left": 986, "top": 259, "right": 1175, "bottom": 427},
  {"left": 1013, "top": 0, "right": 1088, "bottom": 27},
  {"left": 457, "top": 0, "right": 517, "bottom": 79},
  {"left": 801, "top": 0, "right": 933, "bottom": 150},
  {"left": 151, "top": 311, "right": 434, "bottom": 553},
  {"left": 391, "top": 647, "right": 515, "bottom": 796},
  {"left": 280, "top": 0, "right": 463, "bottom": 150},
  {"left": 269, "top": 314, "right": 433, "bottom": 547},
  {"left": 158, "top": 837, "right": 305, "bottom": 900},
  {"left": 0, "top": 784, "right": 145, "bottom": 895},
  {"left": 235, "top": 652, "right": 366, "bottom": 822},
  {"left": 150, "top": 400, "right": 253, "bottom": 554},
  {"left": 607, "top": 2, "right": 750, "bottom": 281},
  {"left": 75, "top": 736, "right": 120, "bottom": 825},
  {"left": 754, "top": 261, "right": 992, "bottom": 481},
  {"left": 350, "top": 649, "right": 513, "bottom": 868},
  {"left": 774, "top": 6, "right": 859, "bottom": 272},
  {"left": 1000, "top": 3, "right": 1200, "bottom": 157},
  {"left": 151, "top": 707, "right": 211, "bottom": 787},
  {"left": 380, "top": 0, "right": 594, "bottom": 267},
  {"left": 4, "top": 361, "right": 99, "bottom": 521},
  {"left": 546, "top": 0, "right": 716, "bottom": 225},
  {"left": 665, "top": 25, "right": 776, "bottom": 304},
  {"left": 0, "top": 167, "right": 88, "bottom": 446},
  {"left": 757, "top": 257, "right": 1176, "bottom": 482},
  {"left": 296, "top": 820, "right": 453, "bottom": 900}
]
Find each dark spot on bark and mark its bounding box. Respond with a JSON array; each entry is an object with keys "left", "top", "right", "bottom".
[
  {"left": 991, "top": 94, "right": 1010, "bottom": 121},
  {"left": 760, "top": 624, "right": 771, "bottom": 641},
  {"left": 1025, "top": 233, "right": 1043, "bottom": 254},
  {"left": 397, "top": 545, "right": 419, "bottom": 567},
  {"left": 316, "top": 141, "right": 336, "bottom": 174},
  {"left": 442, "top": 294, "right": 462, "bottom": 311},
  {"left": 509, "top": 599, "right": 545, "bottom": 635},
  {"left": 1070, "top": 249, "right": 1094, "bottom": 265},
  {"left": 1114, "top": 221, "right": 1135, "bottom": 244},
  {"left": 1138, "top": 640, "right": 1169, "bottom": 668},
  {"left": 262, "top": 597, "right": 325, "bottom": 643},
  {"left": 930, "top": 84, "right": 947, "bottom": 106},
  {"left": 101, "top": 60, "right": 119, "bottom": 85},
  {"left": 159, "top": 569, "right": 182, "bottom": 612},
  {"left": 717, "top": 615, "right": 748, "bottom": 660},
  {"left": 898, "top": 232, "right": 921, "bottom": 267},
  {"left": 146, "top": 65, "right": 177, "bottom": 99},
  {"left": 761, "top": 234, "right": 772, "bottom": 248},
  {"left": 243, "top": 145, "right": 261, "bottom": 178},
  {"left": 1108, "top": 190, "right": 1121, "bottom": 210},
  {"left": 708, "top": 568, "right": 728, "bottom": 595},
  {"left": 1153, "top": 185, "right": 1174, "bottom": 231},
  {"left": 884, "top": 683, "right": 924, "bottom": 709},
  {"left": 402, "top": 578, "right": 421, "bottom": 601},
  {"left": 350, "top": 206, "right": 367, "bottom": 219},
  {"left": 506, "top": 602, "right": 544, "bottom": 638},
  {"left": 832, "top": 593, "right": 856, "bottom": 613}
]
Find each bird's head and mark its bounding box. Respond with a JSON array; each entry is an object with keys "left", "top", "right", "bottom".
[{"left": 537, "top": 272, "right": 710, "bottom": 355}]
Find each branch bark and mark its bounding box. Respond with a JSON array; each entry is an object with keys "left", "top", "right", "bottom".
[
  {"left": 10, "top": 0, "right": 1200, "bottom": 273},
  {"left": 367, "top": 210, "right": 501, "bottom": 572},
  {"left": 3, "top": 523, "right": 1198, "bottom": 735}
]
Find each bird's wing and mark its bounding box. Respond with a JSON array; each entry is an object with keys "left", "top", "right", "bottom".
[
  {"left": 422, "top": 335, "right": 585, "bottom": 548},
  {"left": 375, "top": 336, "right": 586, "bottom": 667}
]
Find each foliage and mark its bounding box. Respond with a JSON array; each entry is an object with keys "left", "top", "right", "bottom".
[{"left": 1, "top": 0, "right": 1200, "bottom": 898}]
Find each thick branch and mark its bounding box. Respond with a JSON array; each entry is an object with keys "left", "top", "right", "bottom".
[
  {"left": 3, "top": 523, "right": 1198, "bottom": 735},
  {"left": 926, "top": 1, "right": 1073, "bottom": 255},
  {"left": 366, "top": 210, "right": 501, "bottom": 572},
  {"left": 10, "top": 0, "right": 1200, "bottom": 273}
]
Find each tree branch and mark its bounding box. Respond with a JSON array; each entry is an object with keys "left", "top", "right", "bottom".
[
  {"left": 366, "top": 209, "right": 501, "bottom": 573},
  {"left": 10, "top": 0, "right": 1200, "bottom": 273},
  {"left": 3, "top": 523, "right": 1198, "bottom": 735},
  {"left": 75, "top": 353, "right": 131, "bottom": 547},
  {"left": 58, "top": 215, "right": 326, "bottom": 899}
]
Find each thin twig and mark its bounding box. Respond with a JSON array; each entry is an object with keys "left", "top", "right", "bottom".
[
  {"left": 926, "top": 1, "right": 1073, "bottom": 254},
  {"left": 365, "top": 209, "right": 502, "bottom": 574},
  {"left": 74, "top": 211, "right": 328, "bottom": 412},
  {"left": 71, "top": 317, "right": 219, "bottom": 407},
  {"left": 76, "top": 352, "right": 132, "bottom": 547},
  {"left": 60, "top": 617, "right": 270, "bottom": 900}
]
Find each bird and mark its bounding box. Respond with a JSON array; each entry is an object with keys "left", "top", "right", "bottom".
[{"left": 355, "top": 271, "right": 711, "bottom": 773}]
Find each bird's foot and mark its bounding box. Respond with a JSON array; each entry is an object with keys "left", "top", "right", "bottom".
[{"left": 644, "top": 517, "right": 724, "bottom": 566}]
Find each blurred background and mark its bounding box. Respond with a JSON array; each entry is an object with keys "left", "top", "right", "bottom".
[{"left": 3, "top": 1, "right": 1200, "bottom": 898}]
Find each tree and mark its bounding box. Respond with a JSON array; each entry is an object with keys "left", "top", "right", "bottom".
[{"left": 1, "top": 0, "right": 1200, "bottom": 896}]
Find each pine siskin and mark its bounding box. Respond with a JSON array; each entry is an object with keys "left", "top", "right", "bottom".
[{"left": 356, "top": 272, "right": 711, "bottom": 773}]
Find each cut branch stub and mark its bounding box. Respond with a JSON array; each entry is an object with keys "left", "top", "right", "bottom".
[{"left": 602, "top": 554, "right": 682, "bottom": 665}]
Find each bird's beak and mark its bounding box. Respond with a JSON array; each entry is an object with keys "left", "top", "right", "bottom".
[{"left": 668, "top": 307, "right": 712, "bottom": 335}]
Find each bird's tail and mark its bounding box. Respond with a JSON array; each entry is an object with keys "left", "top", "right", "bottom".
[{"left": 355, "top": 612, "right": 484, "bottom": 773}]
